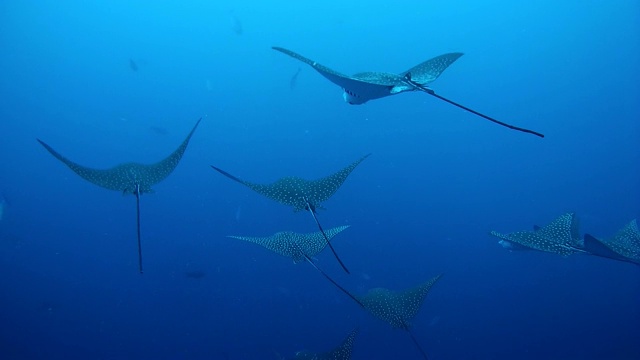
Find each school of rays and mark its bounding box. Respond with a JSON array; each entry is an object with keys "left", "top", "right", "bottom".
[{"left": 34, "top": 46, "right": 636, "bottom": 360}]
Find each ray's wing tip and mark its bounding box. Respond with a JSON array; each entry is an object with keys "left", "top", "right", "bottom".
[
  {"left": 188, "top": 118, "right": 202, "bottom": 135},
  {"left": 356, "top": 153, "right": 372, "bottom": 163},
  {"left": 272, "top": 46, "right": 290, "bottom": 54}
]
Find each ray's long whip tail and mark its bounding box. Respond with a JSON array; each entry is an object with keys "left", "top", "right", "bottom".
[
  {"left": 303, "top": 197, "right": 351, "bottom": 274},
  {"left": 405, "top": 74, "right": 545, "bottom": 138},
  {"left": 135, "top": 184, "right": 144, "bottom": 274},
  {"left": 302, "top": 253, "right": 364, "bottom": 308}
]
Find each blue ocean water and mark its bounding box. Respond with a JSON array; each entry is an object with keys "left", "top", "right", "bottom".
[{"left": 0, "top": 0, "right": 639, "bottom": 359}]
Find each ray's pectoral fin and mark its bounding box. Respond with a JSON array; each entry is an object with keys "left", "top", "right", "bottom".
[
  {"left": 401, "top": 52, "right": 464, "bottom": 86},
  {"left": 583, "top": 233, "right": 629, "bottom": 262}
]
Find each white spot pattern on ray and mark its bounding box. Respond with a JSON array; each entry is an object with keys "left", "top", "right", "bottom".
[
  {"left": 228, "top": 225, "right": 350, "bottom": 263},
  {"left": 272, "top": 47, "right": 463, "bottom": 103},
  {"left": 212, "top": 155, "right": 370, "bottom": 211},
  {"left": 38, "top": 119, "right": 201, "bottom": 195},
  {"left": 489, "top": 213, "right": 582, "bottom": 256},
  {"left": 357, "top": 275, "right": 442, "bottom": 329}
]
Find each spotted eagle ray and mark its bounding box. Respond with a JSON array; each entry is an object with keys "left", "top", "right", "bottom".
[
  {"left": 583, "top": 219, "right": 640, "bottom": 265},
  {"left": 354, "top": 274, "right": 443, "bottom": 360},
  {"left": 228, "top": 225, "right": 350, "bottom": 264},
  {"left": 272, "top": 47, "right": 544, "bottom": 138},
  {"left": 37, "top": 118, "right": 201, "bottom": 273},
  {"left": 228, "top": 226, "right": 361, "bottom": 303},
  {"left": 489, "top": 213, "right": 585, "bottom": 256},
  {"left": 293, "top": 328, "right": 358, "bottom": 360},
  {"left": 212, "top": 154, "right": 370, "bottom": 274}
]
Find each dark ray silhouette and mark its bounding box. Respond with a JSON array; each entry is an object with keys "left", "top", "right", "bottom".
[
  {"left": 584, "top": 219, "right": 639, "bottom": 265},
  {"left": 293, "top": 328, "right": 358, "bottom": 360},
  {"left": 289, "top": 67, "right": 302, "bottom": 90},
  {"left": 272, "top": 46, "right": 543, "bottom": 138},
  {"left": 38, "top": 119, "right": 201, "bottom": 273}
]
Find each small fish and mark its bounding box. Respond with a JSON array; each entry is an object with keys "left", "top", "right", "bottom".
[
  {"left": 230, "top": 11, "right": 243, "bottom": 35},
  {"left": 235, "top": 205, "right": 242, "bottom": 223},
  {"left": 290, "top": 67, "right": 302, "bottom": 91},
  {"left": 129, "top": 58, "right": 138, "bottom": 72},
  {"left": 148, "top": 125, "right": 168, "bottom": 135}
]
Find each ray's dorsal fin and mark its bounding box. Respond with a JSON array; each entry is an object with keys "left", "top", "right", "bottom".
[
  {"left": 212, "top": 154, "right": 370, "bottom": 274},
  {"left": 38, "top": 118, "right": 202, "bottom": 273}
]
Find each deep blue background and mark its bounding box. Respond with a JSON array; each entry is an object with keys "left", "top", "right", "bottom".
[{"left": 0, "top": 1, "right": 639, "bottom": 359}]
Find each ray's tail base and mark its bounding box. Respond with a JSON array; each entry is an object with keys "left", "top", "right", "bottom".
[
  {"left": 304, "top": 198, "right": 351, "bottom": 274},
  {"left": 407, "top": 327, "right": 430, "bottom": 360}
]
